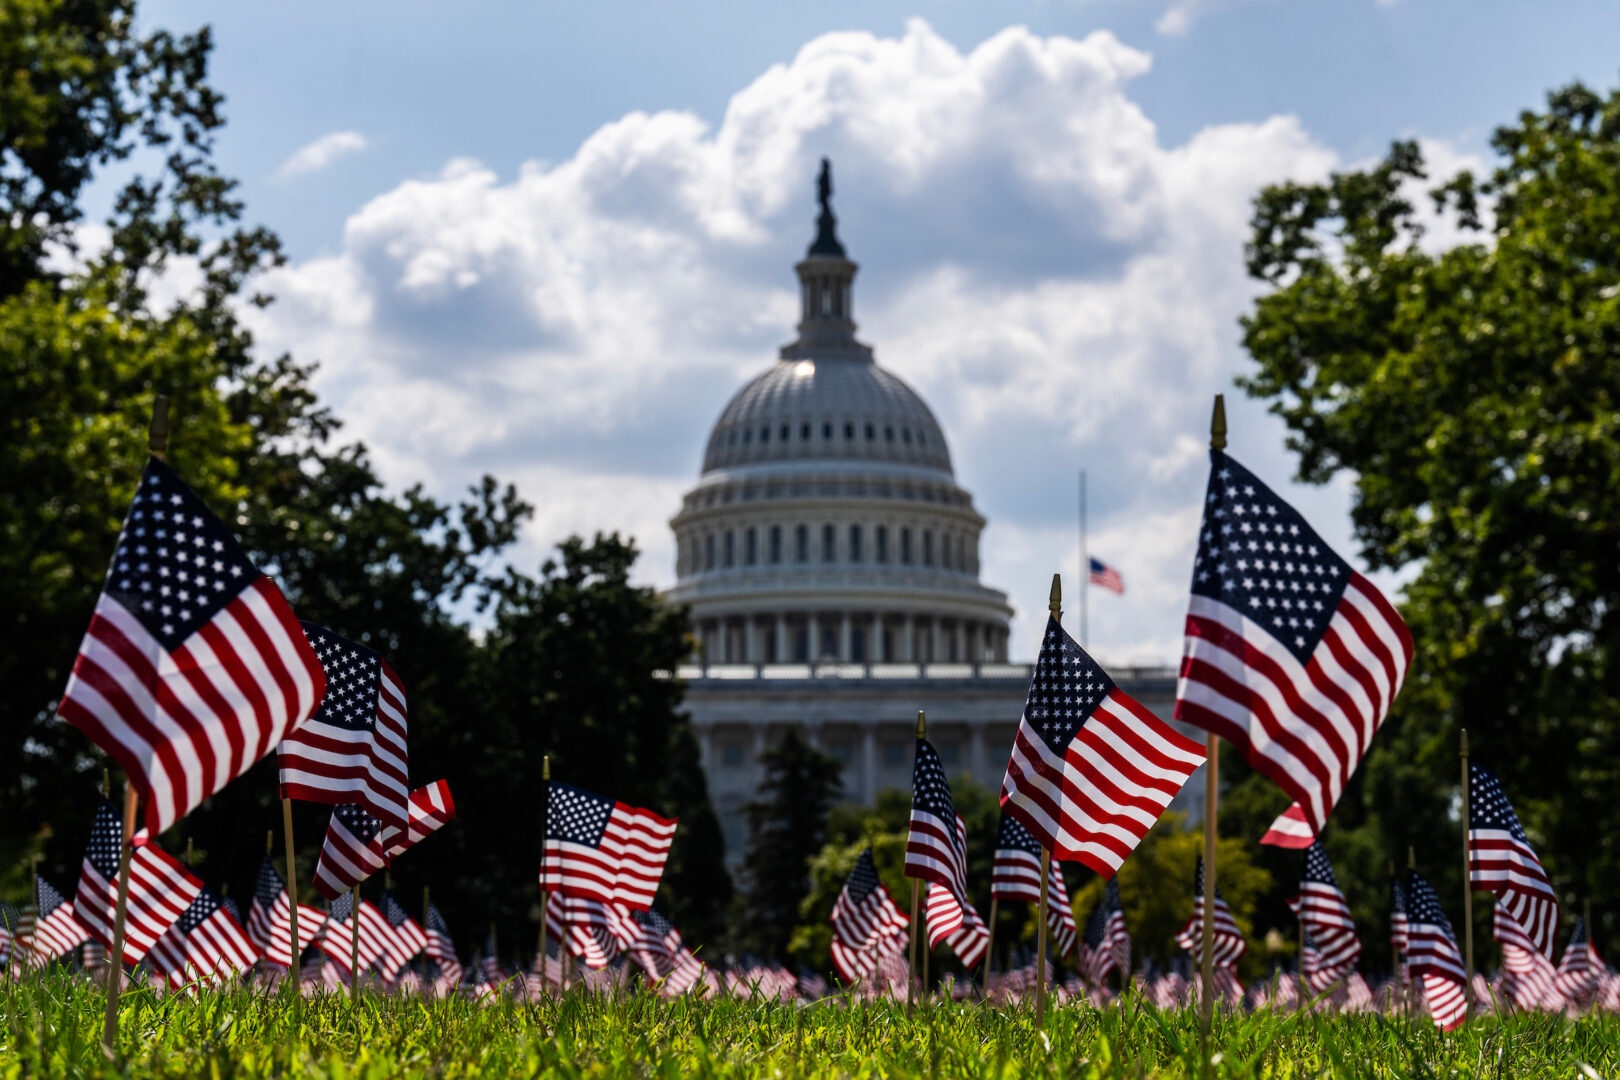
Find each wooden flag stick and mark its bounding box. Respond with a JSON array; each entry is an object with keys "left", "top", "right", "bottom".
[
  {"left": 1406, "top": 846, "right": 1416, "bottom": 1017},
  {"left": 282, "top": 797, "right": 301, "bottom": 993},
  {"left": 101, "top": 779, "right": 138, "bottom": 1059},
  {"left": 1199, "top": 392, "right": 1226, "bottom": 1041},
  {"left": 907, "top": 881, "right": 921, "bottom": 1007},
  {"left": 1036, "top": 573, "right": 1061, "bottom": 1027},
  {"left": 911, "top": 710, "right": 927, "bottom": 1006},
  {"left": 1460, "top": 728, "right": 1474, "bottom": 1007},
  {"left": 23, "top": 853, "right": 41, "bottom": 975},
  {"left": 1297, "top": 851, "right": 1307, "bottom": 1011},
  {"left": 540, "top": 754, "right": 550, "bottom": 993},
  {"left": 981, "top": 896, "right": 998, "bottom": 1002},
  {"left": 350, "top": 884, "right": 362, "bottom": 1007}
]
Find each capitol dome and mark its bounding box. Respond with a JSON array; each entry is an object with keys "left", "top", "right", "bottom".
[{"left": 668, "top": 160, "right": 1011, "bottom": 667}]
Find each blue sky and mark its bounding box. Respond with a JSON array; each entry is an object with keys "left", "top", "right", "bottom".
[{"left": 115, "top": 0, "right": 1620, "bottom": 660}]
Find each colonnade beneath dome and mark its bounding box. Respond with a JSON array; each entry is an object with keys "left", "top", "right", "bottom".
[{"left": 691, "top": 611, "right": 1009, "bottom": 665}]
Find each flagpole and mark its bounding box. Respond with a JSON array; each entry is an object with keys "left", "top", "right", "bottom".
[
  {"left": 350, "top": 884, "right": 361, "bottom": 1008},
  {"left": 908, "top": 711, "right": 924, "bottom": 1009},
  {"left": 1406, "top": 846, "right": 1416, "bottom": 1019},
  {"left": 1459, "top": 728, "right": 1474, "bottom": 1008},
  {"left": 981, "top": 896, "right": 998, "bottom": 1002},
  {"left": 1035, "top": 574, "right": 1061, "bottom": 1027},
  {"left": 1297, "top": 852, "right": 1307, "bottom": 1011},
  {"left": 916, "top": 711, "right": 930, "bottom": 1003},
  {"left": 1199, "top": 392, "right": 1226, "bottom": 1041},
  {"left": 540, "top": 755, "right": 550, "bottom": 994},
  {"left": 282, "top": 797, "right": 301, "bottom": 993},
  {"left": 23, "top": 852, "right": 41, "bottom": 976},
  {"left": 100, "top": 779, "right": 138, "bottom": 1058},
  {"left": 1079, "top": 470, "right": 1089, "bottom": 648}
]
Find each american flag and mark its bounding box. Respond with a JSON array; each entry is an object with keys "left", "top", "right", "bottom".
[
  {"left": 1259, "top": 802, "right": 1315, "bottom": 849},
  {"left": 376, "top": 892, "right": 427, "bottom": 977},
  {"left": 479, "top": 929, "right": 506, "bottom": 984},
  {"left": 318, "top": 891, "right": 387, "bottom": 976},
  {"left": 277, "top": 623, "right": 410, "bottom": 832},
  {"left": 829, "top": 848, "right": 909, "bottom": 984},
  {"left": 1174, "top": 451, "right": 1413, "bottom": 833},
  {"left": 1496, "top": 904, "right": 1560, "bottom": 1010},
  {"left": 1089, "top": 557, "right": 1125, "bottom": 595},
  {"left": 1402, "top": 869, "right": 1467, "bottom": 1031},
  {"left": 76, "top": 799, "right": 201, "bottom": 964},
  {"left": 146, "top": 885, "right": 258, "bottom": 990},
  {"left": 1556, "top": 917, "right": 1601, "bottom": 1003},
  {"left": 57, "top": 460, "right": 325, "bottom": 835},
  {"left": 1175, "top": 857, "right": 1246, "bottom": 967},
  {"left": 905, "top": 737, "right": 989, "bottom": 967},
  {"left": 1468, "top": 762, "right": 1558, "bottom": 957},
  {"left": 424, "top": 901, "right": 462, "bottom": 984},
  {"left": 540, "top": 782, "right": 677, "bottom": 910},
  {"left": 312, "top": 780, "right": 458, "bottom": 900},
  {"left": 23, "top": 876, "right": 88, "bottom": 967},
  {"left": 1079, "top": 878, "right": 1130, "bottom": 987},
  {"left": 0, "top": 902, "right": 16, "bottom": 970},
  {"left": 545, "top": 891, "right": 637, "bottom": 969},
  {"left": 991, "top": 813, "right": 1078, "bottom": 959},
  {"left": 1001, "top": 616, "right": 1205, "bottom": 876},
  {"left": 628, "top": 908, "right": 706, "bottom": 995},
  {"left": 1289, "top": 840, "right": 1361, "bottom": 978},
  {"left": 1390, "top": 873, "right": 1409, "bottom": 960},
  {"left": 245, "top": 855, "right": 321, "bottom": 967}
]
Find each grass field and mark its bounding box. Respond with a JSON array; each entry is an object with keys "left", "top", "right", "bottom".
[{"left": 4, "top": 974, "right": 1619, "bottom": 1078}]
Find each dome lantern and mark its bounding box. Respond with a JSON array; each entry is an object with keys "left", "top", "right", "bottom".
[{"left": 787, "top": 158, "right": 865, "bottom": 361}]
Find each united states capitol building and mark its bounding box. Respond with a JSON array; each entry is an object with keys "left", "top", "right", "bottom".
[{"left": 666, "top": 165, "right": 1198, "bottom": 863}]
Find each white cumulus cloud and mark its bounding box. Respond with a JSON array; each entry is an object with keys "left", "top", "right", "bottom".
[
  {"left": 275, "top": 131, "right": 368, "bottom": 179},
  {"left": 242, "top": 19, "right": 1449, "bottom": 661}
]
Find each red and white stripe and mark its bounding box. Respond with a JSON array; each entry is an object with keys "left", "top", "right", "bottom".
[
  {"left": 246, "top": 892, "right": 322, "bottom": 967},
  {"left": 147, "top": 899, "right": 259, "bottom": 991},
  {"left": 927, "top": 883, "right": 989, "bottom": 969},
  {"left": 1290, "top": 890, "right": 1361, "bottom": 975},
  {"left": 313, "top": 780, "right": 458, "bottom": 900},
  {"left": 1002, "top": 686, "right": 1205, "bottom": 876},
  {"left": 76, "top": 835, "right": 202, "bottom": 965},
  {"left": 831, "top": 926, "right": 908, "bottom": 985},
  {"left": 545, "top": 892, "right": 637, "bottom": 970},
  {"left": 1259, "top": 803, "right": 1316, "bottom": 849},
  {"left": 278, "top": 653, "right": 409, "bottom": 832},
  {"left": 1470, "top": 836, "right": 1558, "bottom": 960},
  {"left": 1556, "top": 920, "right": 1601, "bottom": 1003},
  {"left": 831, "top": 886, "right": 907, "bottom": 956},
  {"left": 1407, "top": 927, "right": 1468, "bottom": 1031},
  {"left": 1176, "top": 897, "right": 1247, "bottom": 968},
  {"left": 990, "top": 847, "right": 1076, "bottom": 959},
  {"left": 60, "top": 583, "right": 324, "bottom": 835},
  {"left": 318, "top": 901, "right": 389, "bottom": 976},
  {"left": 1176, "top": 576, "right": 1412, "bottom": 833},
  {"left": 1497, "top": 906, "right": 1560, "bottom": 1010},
  {"left": 376, "top": 780, "right": 455, "bottom": 859},
  {"left": 542, "top": 801, "right": 677, "bottom": 911}
]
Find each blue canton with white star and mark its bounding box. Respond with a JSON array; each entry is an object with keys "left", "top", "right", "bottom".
[
  {"left": 382, "top": 892, "right": 413, "bottom": 928},
  {"left": 300, "top": 623, "right": 383, "bottom": 732},
  {"left": 633, "top": 908, "right": 675, "bottom": 936},
  {"left": 910, "top": 737, "right": 956, "bottom": 822},
  {"left": 1403, "top": 870, "right": 1455, "bottom": 940},
  {"left": 1303, "top": 840, "right": 1340, "bottom": 887},
  {"left": 36, "top": 875, "right": 68, "bottom": 918},
  {"left": 1469, "top": 763, "right": 1531, "bottom": 844},
  {"left": 177, "top": 887, "right": 225, "bottom": 935},
  {"left": 254, "top": 856, "right": 284, "bottom": 908},
  {"left": 106, "top": 459, "right": 260, "bottom": 652},
  {"left": 845, "top": 849, "right": 881, "bottom": 904},
  {"left": 546, "top": 783, "right": 613, "bottom": 846},
  {"left": 85, "top": 799, "right": 123, "bottom": 878},
  {"left": 1024, "top": 616, "right": 1116, "bottom": 754},
  {"left": 1192, "top": 450, "right": 1351, "bottom": 665},
  {"left": 335, "top": 803, "right": 382, "bottom": 845},
  {"left": 995, "top": 812, "right": 1041, "bottom": 855}
]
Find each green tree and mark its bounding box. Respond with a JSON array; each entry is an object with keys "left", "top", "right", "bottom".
[
  {"left": 1239, "top": 83, "right": 1620, "bottom": 953},
  {"left": 733, "top": 729, "right": 842, "bottom": 958}
]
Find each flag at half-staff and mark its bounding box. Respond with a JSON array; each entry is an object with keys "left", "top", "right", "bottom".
[
  {"left": 1468, "top": 762, "right": 1558, "bottom": 957},
  {"left": 57, "top": 459, "right": 326, "bottom": 834},
  {"left": 1078, "top": 879, "right": 1130, "bottom": 988},
  {"left": 75, "top": 799, "right": 201, "bottom": 964},
  {"left": 246, "top": 855, "right": 321, "bottom": 967},
  {"left": 829, "top": 848, "right": 909, "bottom": 984},
  {"left": 312, "top": 780, "right": 458, "bottom": 899},
  {"left": 1175, "top": 450, "right": 1413, "bottom": 832},
  {"left": 991, "top": 813, "right": 1077, "bottom": 959},
  {"left": 18, "top": 877, "right": 88, "bottom": 969},
  {"left": 146, "top": 885, "right": 258, "bottom": 990},
  {"left": 540, "top": 782, "right": 677, "bottom": 910},
  {"left": 1001, "top": 615, "right": 1205, "bottom": 875},
  {"left": 1175, "top": 857, "right": 1245, "bottom": 968},
  {"left": 1402, "top": 869, "right": 1468, "bottom": 1031},
  {"left": 277, "top": 624, "right": 410, "bottom": 831},
  {"left": 1288, "top": 840, "right": 1361, "bottom": 985},
  {"left": 905, "top": 737, "right": 988, "bottom": 968}
]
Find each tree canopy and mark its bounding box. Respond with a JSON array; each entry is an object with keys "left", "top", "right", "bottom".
[{"left": 1238, "top": 83, "right": 1620, "bottom": 952}]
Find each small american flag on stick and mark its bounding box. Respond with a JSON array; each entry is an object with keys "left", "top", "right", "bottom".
[
  {"left": 22, "top": 877, "right": 88, "bottom": 968},
  {"left": 829, "top": 849, "right": 909, "bottom": 984},
  {"left": 277, "top": 624, "right": 410, "bottom": 832},
  {"left": 312, "top": 780, "right": 458, "bottom": 900},
  {"left": 1175, "top": 450, "right": 1413, "bottom": 833},
  {"left": 246, "top": 855, "right": 321, "bottom": 967},
  {"left": 1079, "top": 879, "right": 1130, "bottom": 987},
  {"left": 1175, "top": 857, "right": 1245, "bottom": 968},
  {"left": 905, "top": 737, "right": 989, "bottom": 968},
  {"left": 1468, "top": 762, "right": 1558, "bottom": 958},
  {"left": 1402, "top": 869, "right": 1467, "bottom": 1031},
  {"left": 1288, "top": 840, "right": 1361, "bottom": 980},
  {"left": 1001, "top": 615, "right": 1205, "bottom": 876},
  {"left": 990, "top": 813, "right": 1077, "bottom": 959},
  {"left": 146, "top": 886, "right": 258, "bottom": 990},
  {"left": 540, "top": 782, "right": 676, "bottom": 910},
  {"left": 75, "top": 799, "right": 201, "bottom": 964},
  {"left": 57, "top": 460, "right": 325, "bottom": 834}
]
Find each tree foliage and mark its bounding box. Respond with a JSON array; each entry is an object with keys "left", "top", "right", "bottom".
[{"left": 1239, "top": 83, "right": 1620, "bottom": 952}]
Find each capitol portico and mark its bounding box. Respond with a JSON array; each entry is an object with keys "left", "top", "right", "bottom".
[{"left": 668, "top": 163, "right": 1199, "bottom": 863}]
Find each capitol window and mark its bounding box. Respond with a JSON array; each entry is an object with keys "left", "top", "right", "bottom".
[
  {"left": 746, "top": 527, "right": 757, "bottom": 565},
  {"left": 942, "top": 534, "right": 952, "bottom": 570},
  {"left": 725, "top": 530, "right": 736, "bottom": 567},
  {"left": 705, "top": 533, "right": 716, "bottom": 570},
  {"left": 885, "top": 425, "right": 894, "bottom": 442},
  {"left": 823, "top": 421, "right": 833, "bottom": 439},
  {"left": 780, "top": 424, "right": 790, "bottom": 442},
  {"left": 770, "top": 525, "right": 782, "bottom": 564},
  {"left": 721, "top": 743, "right": 745, "bottom": 767},
  {"left": 760, "top": 426, "right": 770, "bottom": 444},
  {"left": 849, "top": 525, "right": 863, "bottom": 562},
  {"left": 902, "top": 428, "right": 912, "bottom": 444},
  {"left": 844, "top": 422, "right": 855, "bottom": 439},
  {"left": 822, "top": 524, "right": 836, "bottom": 562},
  {"left": 801, "top": 422, "right": 811, "bottom": 440},
  {"left": 876, "top": 525, "right": 888, "bottom": 563},
  {"left": 922, "top": 531, "right": 933, "bottom": 566},
  {"left": 900, "top": 528, "right": 912, "bottom": 564},
  {"left": 796, "top": 524, "right": 809, "bottom": 562},
  {"left": 865, "top": 423, "right": 875, "bottom": 440}
]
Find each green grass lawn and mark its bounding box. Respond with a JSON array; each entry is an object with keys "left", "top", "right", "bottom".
[{"left": 3, "top": 974, "right": 1618, "bottom": 1078}]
